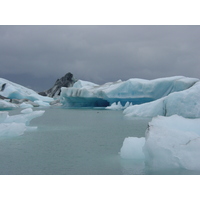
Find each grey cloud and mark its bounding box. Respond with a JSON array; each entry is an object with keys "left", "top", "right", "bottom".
[{"left": 0, "top": 25, "right": 200, "bottom": 91}]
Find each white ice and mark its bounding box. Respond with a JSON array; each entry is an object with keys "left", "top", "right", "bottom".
[
  {"left": 106, "top": 101, "right": 132, "bottom": 110},
  {"left": 60, "top": 76, "right": 198, "bottom": 107},
  {"left": 120, "top": 137, "right": 145, "bottom": 160},
  {"left": 144, "top": 115, "right": 200, "bottom": 170},
  {"left": 20, "top": 102, "right": 33, "bottom": 109},
  {"left": 120, "top": 115, "right": 200, "bottom": 171},
  {"left": 0, "top": 108, "right": 45, "bottom": 137},
  {"left": 0, "top": 78, "right": 53, "bottom": 103},
  {"left": 0, "top": 99, "right": 18, "bottom": 110}
]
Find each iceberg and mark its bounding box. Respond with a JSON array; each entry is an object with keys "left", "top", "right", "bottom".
[
  {"left": 0, "top": 78, "right": 53, "bottom": 103},
  {"left": 124, "top": 80, "right": 200, "bottom": 118},
  {"left": 60, "top": 76, "right": 198, "bottom": 107},
  {"left": 0, "top": 108, "right": 45, "bottom": 137},
  {"left": 120, "top": 115, "right": 200, "bottom": 171}
]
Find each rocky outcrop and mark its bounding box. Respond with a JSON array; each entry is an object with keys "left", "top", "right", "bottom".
[{"left": 39, "top": 72, "right": 77, "bottom": 98}]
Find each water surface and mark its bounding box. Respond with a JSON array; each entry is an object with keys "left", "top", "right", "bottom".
[{"left": 1, "top": 107, "right": 200, "bottom": 175}]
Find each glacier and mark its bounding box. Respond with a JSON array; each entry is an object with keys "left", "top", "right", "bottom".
[
  {"left": 60, "top": 76, "right": 198, "bottom": 107},
  {"left": 0, "top": 108, "right": 45, "bottom": 137},
  {"left": 120, "top": 115, "right": 200, "bottom": 170}
]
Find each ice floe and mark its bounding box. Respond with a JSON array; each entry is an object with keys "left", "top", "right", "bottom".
[{"left": 0, "top": 108, "right": 45, "bottom": 137}]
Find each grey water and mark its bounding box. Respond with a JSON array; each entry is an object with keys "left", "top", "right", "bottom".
[{"left": 1, "top": 108, "right": 200, "bottom": 175}]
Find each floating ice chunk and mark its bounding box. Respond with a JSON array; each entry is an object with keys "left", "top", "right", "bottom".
[
  {"left": 120, "top": 137, "right": 145, "bottom": 160},
  {"left": 106, "top": 101, "right": 123, "bottom": 110},
  {"left": 120, "top": 115, "right": 200, "bottom": 171},
  {"left": 34, "top": 100, "right": 50, "bottom": 107},
  {"left": 20, "top": 102, "right": 33, "bottom": 109},
  {"left": 0, "top": 109, "right": 45, "bottom": 137},
  {"left": 123, "top": 81, "right": 200, "bottom": 118},
  {"left": 0, "top": 99, "right": 18, "bottom": 110},
  {"left": 21, "top": 108, "right": 33, "bottom": 114},
  {"left": 5, "top": 110, "right": 45, "bottom": 126},
  {"left": 0, "top": 122, "right": 26, "bottom": 137},
  {"left": 106, "top": 101, "right": 132, "bottom": 110},
  {"left": 143, "top": 115, "right": 200, "bottom": 170}
]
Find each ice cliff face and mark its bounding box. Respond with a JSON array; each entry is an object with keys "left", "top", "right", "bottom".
[
  {"left": 60, "top": 76, "right": 198, "bottom": 107},
  {"left": 39, "top": 72, "right": 77, "bottom": 98}
]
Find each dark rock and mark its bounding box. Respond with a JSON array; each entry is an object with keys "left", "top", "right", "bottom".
[
  {"left": 39, "top": 72, "right": 77, "bottom": 98},
  {"left": 0, "top": 83, "right": 6, "bottom": 91},
  {"left": 38, "top": 91, "right": 47, "bottom": 96}
]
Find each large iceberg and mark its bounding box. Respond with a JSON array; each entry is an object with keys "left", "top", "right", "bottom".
[
  {"left": 0, "top": 108, "right": 45, "bottom": 137},
  {"left": 0, "top": 78, "right": 53, "bottom": 103},
  {"left": 120, "top": 115, "right": 200, "bottom": 171},
  {"left": 124, "top": 80, "right": 200, "bottom": 118},
  {"left": 60, "top": 76, "right": 198, "bottom": 107}
]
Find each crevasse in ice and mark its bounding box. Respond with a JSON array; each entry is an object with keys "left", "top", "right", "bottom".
[{"left": 60, "top": 76, "right": 198, "bottom": 107}]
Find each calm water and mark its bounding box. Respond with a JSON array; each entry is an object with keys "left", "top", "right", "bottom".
[{"left": 1, "top": 107, "right": 200, "bottom": 175}]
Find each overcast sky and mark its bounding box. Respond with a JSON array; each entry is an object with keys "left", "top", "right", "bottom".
[{"left": 0, "top": 25, "right": 200, "bottom": 91}]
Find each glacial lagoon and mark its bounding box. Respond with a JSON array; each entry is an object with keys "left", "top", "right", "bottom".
[{"left": 1, "top": 107, "right": 200, "bottom": 175}]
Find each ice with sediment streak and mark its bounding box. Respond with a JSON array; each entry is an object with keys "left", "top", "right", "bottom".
[{"left": 0, "top": 78, "right": 53, "bottom": 102}]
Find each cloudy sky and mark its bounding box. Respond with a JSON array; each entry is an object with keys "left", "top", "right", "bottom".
[{"left": 0, "top": 25, "right": 200, "bottom": 91}]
